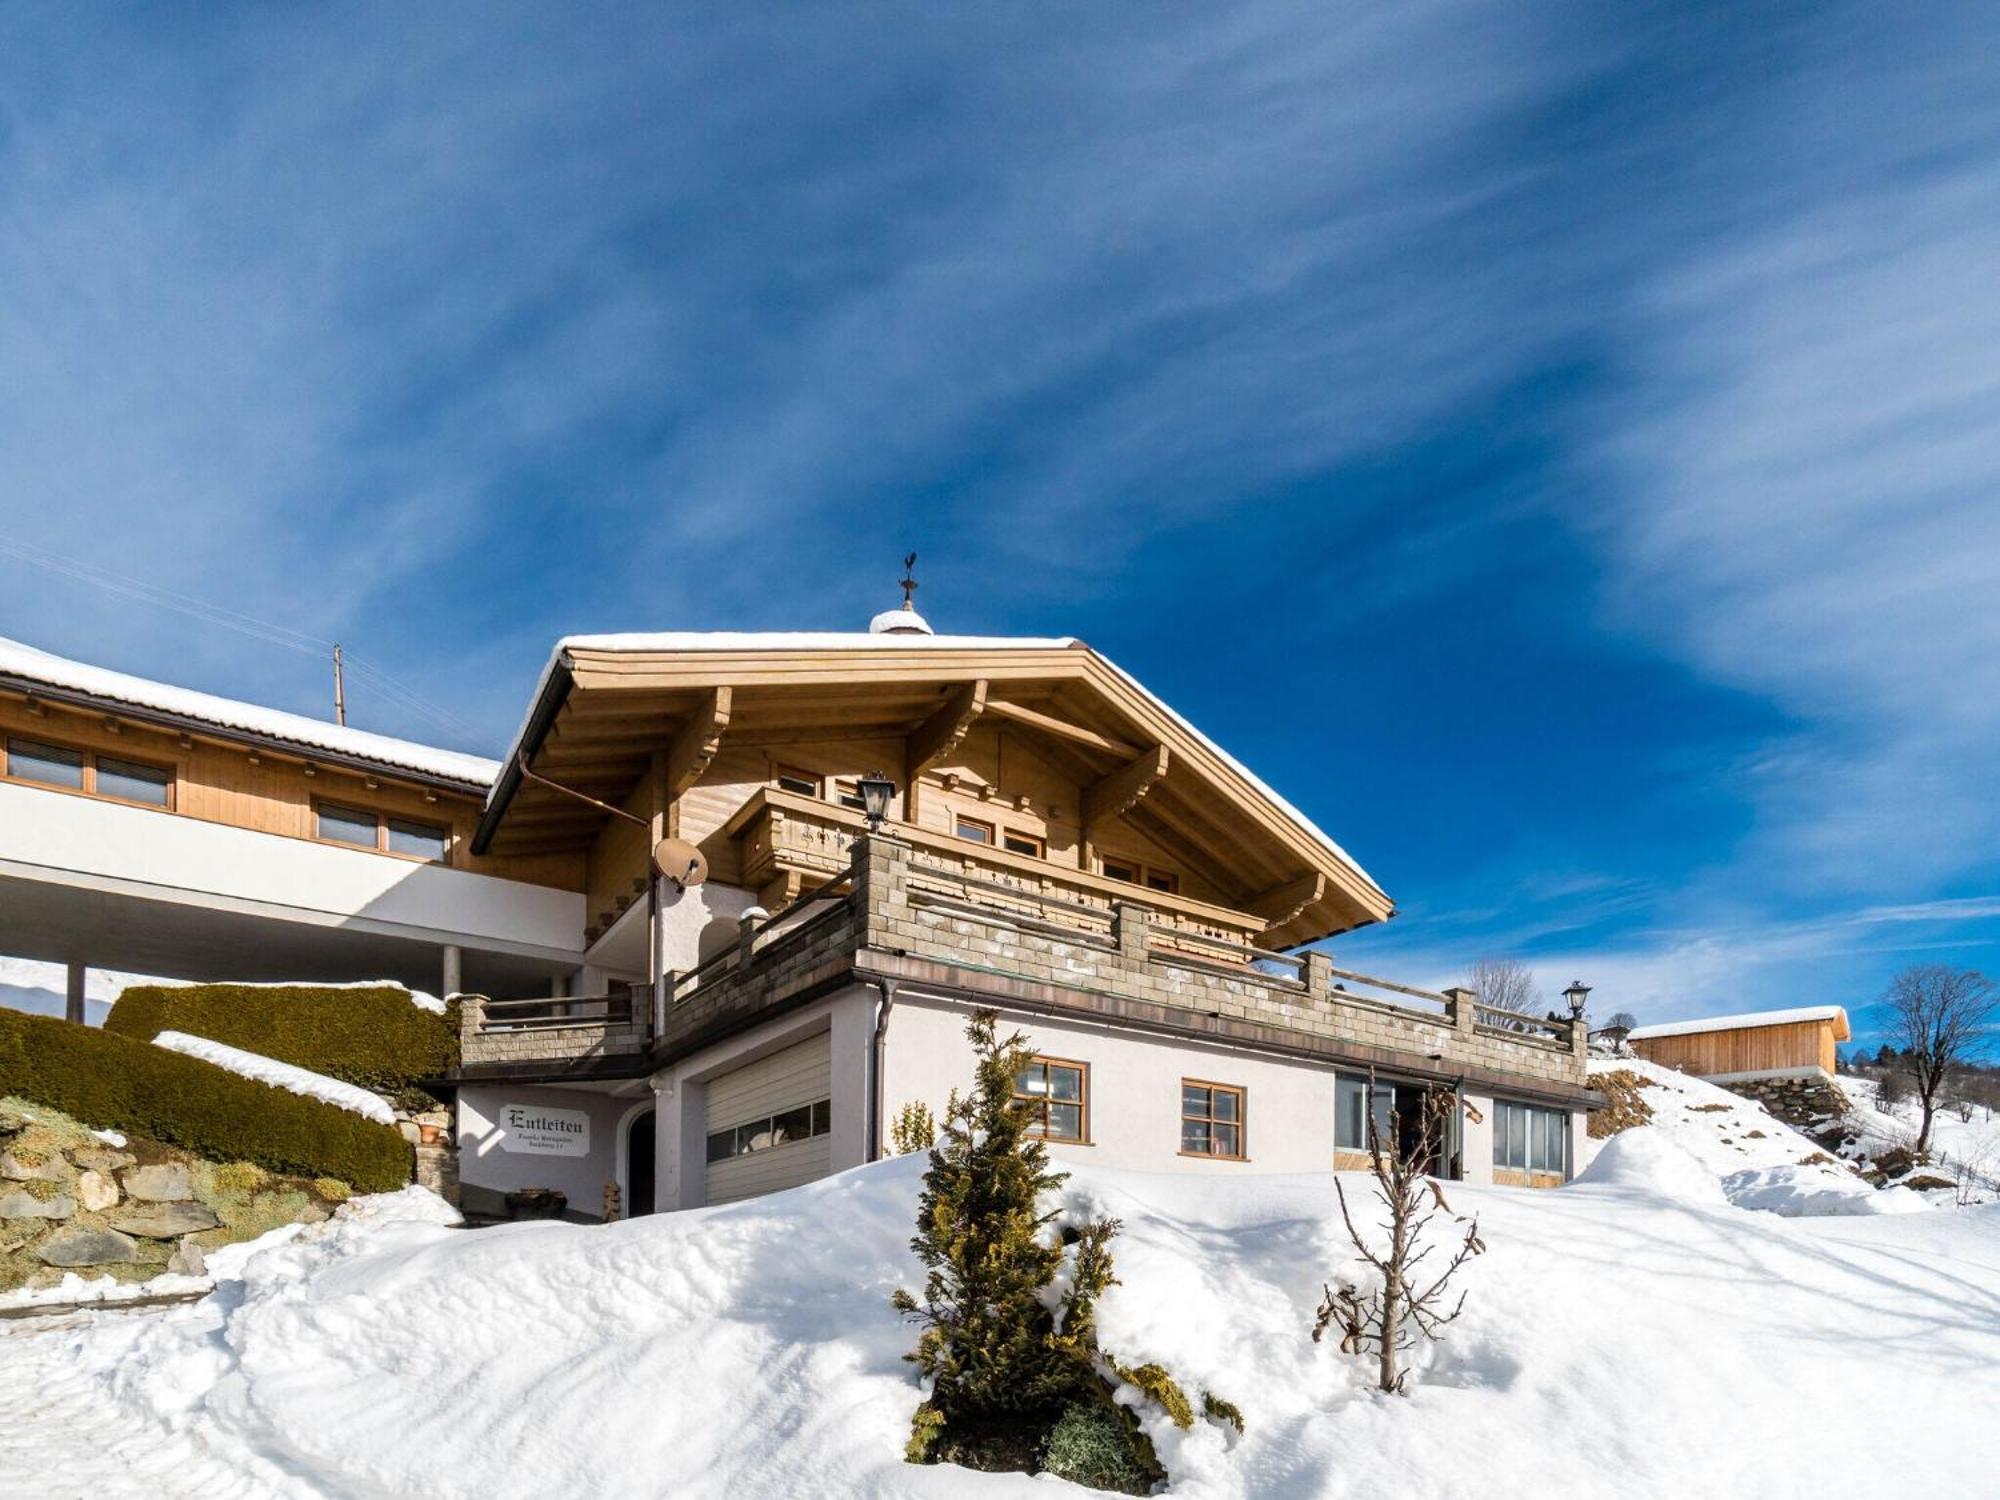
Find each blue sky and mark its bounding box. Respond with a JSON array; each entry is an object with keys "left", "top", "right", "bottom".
[{"left": 2, "top": 3, "right": 1997, "bottom": 1049}]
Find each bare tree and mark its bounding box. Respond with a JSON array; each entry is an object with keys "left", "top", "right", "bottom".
[
  {"left": 1468, "top": 957, "right": 1540, "bottom": 1017},
  {"left": 1313, "top": 1086, "right": 1484, "bottom": 1393},
  {"left": 1884, "top": 964, "right": 1999, "bottom": 1156}
]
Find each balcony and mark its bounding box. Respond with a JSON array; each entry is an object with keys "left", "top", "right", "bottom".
[{"left": 457, "top": 829, "right": 1590, "bottom": 1099}]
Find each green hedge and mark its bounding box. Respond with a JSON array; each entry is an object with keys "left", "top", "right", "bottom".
[
  {"left": 0, "top": 1009, "right": 411, "bottom": 1193},
  {"left": 105, "top": 983, "right": 458, "bottom": 1096}
]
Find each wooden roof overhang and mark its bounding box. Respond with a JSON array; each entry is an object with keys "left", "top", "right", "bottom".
[
  {"left": 0, "top": 675, "right": 489, "bottom": 800},
  {"left": 474, "top": 641, "right": 1393, "bottom": 947}
]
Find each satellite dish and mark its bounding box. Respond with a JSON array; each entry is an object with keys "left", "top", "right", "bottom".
[{"left": 652, "top": 837, "right": 708, "bottom": 890}]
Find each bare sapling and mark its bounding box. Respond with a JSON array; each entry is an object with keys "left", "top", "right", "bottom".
[{"left": 1314, "top": 1085, "right": 1485, "bottom": 1393}]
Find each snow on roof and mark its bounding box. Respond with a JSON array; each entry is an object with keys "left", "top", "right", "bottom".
[
  {"left": 1626, "top": 1005, "right": 1849, "bottom": 1041},
  {"left": 0, "top": 634, "right": 499, "bottom": 787},
  {"left": 497, "top": 630, "right": 1383, "bottom": 898}
]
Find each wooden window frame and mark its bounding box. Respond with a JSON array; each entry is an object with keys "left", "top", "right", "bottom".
[
  {"left": 2, "top": 734, "right": 176, "bottom": 812},
  {"left": 772, "top": 765, "right": 822, "bottom": 799},
  {"left": 312, "top": 798, "right": 452, "bottom": 866},
  {"left": 1100, "top": 855, "right": 1139, "bottom": 884},
  {"left": 1179, "top": 1078, "right": 1247, "bottom": 1161},
  {"left": 1001, "top": 829, "right": 1046, "bottom": 858},
  {"left": 1013, "top": 1055, "right": 1089, "bottom": 1144},
  {"left": 953, "top": 813, "right": 997, "bottom": 846},
  {"left": 1144, "top": 866, "right": 1180, "bottom": 895}
]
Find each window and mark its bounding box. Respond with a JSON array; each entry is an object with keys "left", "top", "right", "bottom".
[
  {"left": 1493, "top": 1101, "right": 1568, "bottom": 1174},
  {"left": 1181, "top": 1081, "right": 1245, "bottom": 1159},
  {"left": 316, "top": 803, "right": 380, "bottom": 849},
  {"left": 954, "top": 815, "right": 995, "bottom": 845},
  {"left": 774, "top": 767, "right": 820, "bottom": 798},
  {"left": 95, "top": 756, "right": 170, "bottom": 806},
  {"left": 832, "top": 778, "right": 866, "bottom": 811},
  {"left": 1002, "top": 830, "right": 1045, "bottom": 858},
  {"left": 387, "top": 818, "right": 450, "bottom": 862},
  {"left": 316, "top": 803, "right": 450, "bottom": 863},
  {"left": 1145, "top": 868, "right": 1180, "bottom": 895},
  {"left": 1335, "top": 1074, "right": 1396, "bottom": 1152},
  {"left": 6, "top": 738, "right": 85, "bottom": 790},
  {"left": 705, "top": 1098, "right": 832, "bottom": 1163},
  {"left": 1101, "top": 857, "right": 1138, "bottom": 883},
  {"left": 4, "top": 738, "right": 173, "bottom": 808},
  {"left": 1013, "top": 1057, "right": 1087, "bottom": 1143}
]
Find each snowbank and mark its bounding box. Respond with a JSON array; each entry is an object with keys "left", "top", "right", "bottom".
[
  {"left": 151, "top": 1031, "right": 396, "bottom": 1123},
  {"left": 3, "top": 1161, "right": 1997, "bottom": 1499},
  {"left": 1721, "top": 1164, "right": 1926, "bottom": 1217}
]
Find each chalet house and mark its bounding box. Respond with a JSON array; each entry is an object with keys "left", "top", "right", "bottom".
[
  {"left": 1626, "top": 1006, "right": 1852, "bottom": 1084},
  {"left": 0, "top": 605, "right": 1597, "bottom": 1219}
]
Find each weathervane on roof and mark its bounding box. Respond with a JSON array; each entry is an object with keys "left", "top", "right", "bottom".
[{"left": 870, "top": 552, "right": 935, "bottom": 636}]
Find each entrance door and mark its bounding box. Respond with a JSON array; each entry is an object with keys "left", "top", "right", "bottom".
[{"left": 626, "top": 1107, "right": 656, "bottom": 1217}]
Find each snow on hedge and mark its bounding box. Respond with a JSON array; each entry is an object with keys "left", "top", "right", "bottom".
[
  {"left": 151, "top": 1031, "right": 396, "bottom": 1123},
  {"left": 4, "top": 1159, "right": 1998, "bottom": 1498}
]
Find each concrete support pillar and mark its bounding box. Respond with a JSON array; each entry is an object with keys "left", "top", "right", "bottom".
[
  {"left": 1443, "top": 986, "right": 1478, "bottom": 1038},
  {"left": 440, "top": 944, "right": 463, "bottom": 999},
  {"left": 65, "top": 961, "right": 87, "bottom": 1025},
  {"left": 1114, "top": 902, "right": 1150, "bottom": 959}
]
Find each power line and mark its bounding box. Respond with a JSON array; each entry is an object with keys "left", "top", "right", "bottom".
[{"left": 0, "top": 536, "right": 482, "bottom": 744}]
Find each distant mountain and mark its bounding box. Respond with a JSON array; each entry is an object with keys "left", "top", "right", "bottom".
[{"left": 0, "top": 983, "right": 112, "bottom": 1026}]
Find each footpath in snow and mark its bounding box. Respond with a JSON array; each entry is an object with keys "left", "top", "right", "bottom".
[{"left": 3, "top": 1137, "right": 1999, "bottom": 1500}]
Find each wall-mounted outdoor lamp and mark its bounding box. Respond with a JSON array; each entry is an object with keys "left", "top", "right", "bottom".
[{"left": 857, "top": 771, "right": 895, "bottom": 831}]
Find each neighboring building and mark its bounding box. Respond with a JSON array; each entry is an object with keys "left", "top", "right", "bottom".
[
  {"left": 0, "top": 605, "right": 1599, "bottom": 1221},
  {"left": 1625, "top": 1007, "right": 1851, "bottom": 1084}
]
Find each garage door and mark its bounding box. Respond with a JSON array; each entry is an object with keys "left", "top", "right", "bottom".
[{"left": 703, "top": 1033, "right": 834, "bottom": 1205}]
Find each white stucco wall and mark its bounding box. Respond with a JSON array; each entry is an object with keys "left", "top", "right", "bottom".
[
  {"left": 881, "top": 997, "right": 1578, "bottom": 1186},
  {"left": 457, "top": 1083, "right": 647, "bottom": 1220},
  {"left": 0, "top": 779, "right": 583, "bottom": 957}
]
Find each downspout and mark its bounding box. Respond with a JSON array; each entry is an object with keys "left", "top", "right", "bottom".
[{"left": 867, "top": 976, "right": 900, "bottom": 1163}]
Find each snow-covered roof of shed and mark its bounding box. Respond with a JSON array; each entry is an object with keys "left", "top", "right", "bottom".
[
  {"left": 504, "top": 630, "right": 1383, "bottom": 899},
  {"left": 0, "top": 634, "right": 499, "bottom": 787},
  {"left": 1626, "top": 1006, "right": 1850, "bottom": 1042}
]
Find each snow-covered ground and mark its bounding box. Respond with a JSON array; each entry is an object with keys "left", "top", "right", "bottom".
[
  {"left": 1585, "top": 1055, "right": 1927, "bottom": 1214},
  {"left": 150, "top": 1031, "right": 396, "bottom": 1123},
  {"left": 4, "top": 1142, "right": 1997, "bottom": 1500}
]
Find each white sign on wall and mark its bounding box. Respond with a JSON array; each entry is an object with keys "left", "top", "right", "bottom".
[{"left": 496, "top": 1103, "right": 591, "bottom": 1157}]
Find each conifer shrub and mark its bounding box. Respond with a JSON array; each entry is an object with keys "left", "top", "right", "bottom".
[
  {"left": 106, "top": 983, "right": 457, "bottom": 1095},
  {"left": 1200, "top": 1392, "right": 1245, "bottom": 1435},
  {"left": 889, "top": 1099, "right": 937, "bottom": 1154},
  {"left": 891, "top": 1010, "right": 1204, "bottom": 1489},
  {"left": 0, "top": 1008, "right": 410, "bottom": 1192}
]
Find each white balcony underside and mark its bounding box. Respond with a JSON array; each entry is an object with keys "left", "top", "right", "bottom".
[{"left": 0, "top": 780, "right": 584, "bottom": 991}]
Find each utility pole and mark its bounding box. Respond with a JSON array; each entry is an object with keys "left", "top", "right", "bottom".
[{"left": 332, "top": 643, "right": 347, "bottom": 726}]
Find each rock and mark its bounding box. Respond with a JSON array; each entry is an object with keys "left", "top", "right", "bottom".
[
  {"left": 167, "top": 1236, "right": 208, "bottom": 1277},
  {"left": 37, "top": 1227, "right": 139, "bottom": 1267},
  {"left": 0, "top": 1105, "right": 26, "bottom": 1137},
  {"left": 122, "top": 1163, "right": 193, "bottom": 1201},
  {"left": 0, "top": 1150, "right": 72, "bottom": 1183},
  {"left": 75, "top": 1169, "right": 122, "bottom": 1212},
  {"left": 109, "top": 1201, "right": 221, "bottom": 1238},
  {"left": 70, "top": 1146, "right": 137, "bottom": 1174},
  {"left": 0, "top": 1188, "right": 76, "bottom": 1220},
  {"left": 1900, "top": 1172, "right": 1956, "bottom": 1192}
]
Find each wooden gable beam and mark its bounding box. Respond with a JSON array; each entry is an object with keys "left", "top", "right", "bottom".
[
  {"left": 905, "top": 679, "right": 987, "bottom": 825},
  {"left": 984, "top": 697, "right": 1138, "bottom": 760}
]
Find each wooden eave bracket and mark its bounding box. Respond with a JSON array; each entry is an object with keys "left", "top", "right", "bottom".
[
  {"left": 665, "top": 687, "right": 733, "bottom": 801},
  {"left": 907, "top": 679, "right": 988, "bottom": 782},
  {"left": 1247, "top": 871, "right": 1325, "bottom": 927},
  {"left": 1082, "top": 743, "right": 1169, "bottom": 828}
]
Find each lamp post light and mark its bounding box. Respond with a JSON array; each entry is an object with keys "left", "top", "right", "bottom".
[
  {"left": 1562, "top": 979, "right": 1593, "bottom": 1021},
  {"left": 856, "top": 771, "right": 895, "bottom": 832}
]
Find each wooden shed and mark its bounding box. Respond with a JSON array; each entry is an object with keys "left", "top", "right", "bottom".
[{"left": 1626, "top": 1006, "right": 1851, "bottom": 1081}]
